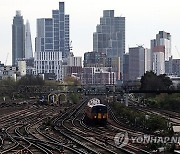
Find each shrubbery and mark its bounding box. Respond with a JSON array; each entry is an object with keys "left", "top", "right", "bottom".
[
  {"left": 145, "top": 94, "right": 180, "bottom": 112},
  {"left": 111, "top": 102, "right": 171, "bottom": 134}
]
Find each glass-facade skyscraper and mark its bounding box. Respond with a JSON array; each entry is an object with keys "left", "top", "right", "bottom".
[
  {"left": 12, "top": 11, "right": 33, "bottom": 66},
  {"left": 93, "top": 10, "right": 125, "bottom": 80},
  {"left": 12, "top": 11, "right": 25, "bottom": 66},
  {"left": 35, "top": 2, "right": 70, "bottom": 80},
  {"left": 25, "top": 20, "right": 33, "bottom": 59}
]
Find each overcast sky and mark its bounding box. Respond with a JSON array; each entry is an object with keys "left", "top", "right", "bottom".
[{"left": 0, "top": 0, "right": 180, "bottom": 65}]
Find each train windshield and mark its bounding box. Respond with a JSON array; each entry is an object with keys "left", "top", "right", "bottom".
[{"left": 92, "top": 106, "right": 107, "bottom": 113}]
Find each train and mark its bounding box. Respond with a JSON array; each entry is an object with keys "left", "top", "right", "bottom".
[{"left": 84, "top": 98, "right": 108, "bottom": 126}]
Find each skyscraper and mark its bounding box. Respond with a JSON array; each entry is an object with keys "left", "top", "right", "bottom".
[
  {"left": 151, "top": 31, "right": 171, "bottom": 75},
  {"left": 151, "top": 31, "right": 171, "bottom": 61},
  {"left": 12, "top": 11, "right": 25, "bottom": 66},
  {"left": 129, "top": 46, "right": 145, "bottom": 80},
  {"left": 123, "top": 53, "right": 129, "bottom": 81},
  {"left": 152, "top": 46, "right": 165, "bottom": 75},
  {"left": 25, "top": 20, "right": 33, "bottom": 59},
  {"left": 93, "top": 10, "right": 125, "bottom": 80},
  {"left": 35, "top": 2, "right": 70, "bottom": 80}
]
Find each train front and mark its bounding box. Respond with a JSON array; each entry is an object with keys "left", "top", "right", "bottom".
[{"left": 91, "top": 104, "right": 108, "bottom": 125}]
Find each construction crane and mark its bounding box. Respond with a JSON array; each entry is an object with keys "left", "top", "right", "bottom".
[
  {"left": 175, "top": 46, "right": 180, "bottom": 58},
  {"left": 5, "top": 53, "right": 9, "bottom": 65}
]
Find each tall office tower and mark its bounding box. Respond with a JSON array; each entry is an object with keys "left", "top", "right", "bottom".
[
  {"left": 152, "top": 46, "right": 165, "bottom": 75},
  {"left": 151, "top": 31, "right": 170, "bottom": 75},
  {"left": 123, "top": 53, "right": 129, "bottom": 81},
  {"left": 151, "top": 31, "right": 171, "bottom": 61},
  {"left": 93, "top": 10, "right": 125, "bottom": 80},
  {"left": 129, "top": 46, "right": 145, "bottom": 80},
  {"left": 144, "top": 48, "right": 152, "bottom": 72},
  {"left": 25, "top": 20, "right": 33, "bottom": 59},
  {"left": 52, "top": 2, "right": 70, "bottom": 58},
  {"left": 165, "top": 56, "right": 173, "bottom": 75},
  {"left": 12, "top": 11, "right": 25, "bottom": 66},
  {"left": 35, "top": 2, "right": 70, "bottom": 80}
]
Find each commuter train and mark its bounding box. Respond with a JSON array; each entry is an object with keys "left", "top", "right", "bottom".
[{"left": 84, "top": 98, "right": 108, "bottom": 126}]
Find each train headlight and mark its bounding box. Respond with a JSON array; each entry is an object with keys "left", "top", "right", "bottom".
[
  {"left": 98, "top": 113, "right": 101, "bottom": 119},
  {"left": 103, "top": 114, "right": 108, "bottom": 119}
]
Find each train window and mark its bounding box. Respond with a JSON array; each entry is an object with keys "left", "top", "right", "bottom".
[{"left": 92, "top": 106, "right": 107, "bottom": 113}]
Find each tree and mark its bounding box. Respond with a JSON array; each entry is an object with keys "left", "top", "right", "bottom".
[
  {"left": 17, "top": 75, "right": 44, "bottom": 86},
  {"left": 64, "top": 76, "right": 81, "bottom": 86},
  {"left": 140, "top": 71, "right": 173, "bottom": 91},
  {"left": 158, "top": 74, "right": 173, "bottom": 90},
  {"left": 0, "top": 78, "right": 16, "bottom": 98},
  {"left": 0, "top": 77, "right": 16, "bottom": 87}
]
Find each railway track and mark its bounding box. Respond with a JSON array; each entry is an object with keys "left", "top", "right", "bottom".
[
  {"left": 54, "top": 99, "right": 118, "bottom": 153},
  {"left": 0, "top": 105, "right": 64, "bottom": 153},
  {"left": 107, "top": 106, "right": 150, "bottom": 154},
  {"left": 53, "top": 98, "right": 151, "bottom": 154},
  {"left": 0, "top": 97, "right": 159, "bottom": 153},
  {"left": 2, "top": 122, "right": 46, "bottom": 153}
]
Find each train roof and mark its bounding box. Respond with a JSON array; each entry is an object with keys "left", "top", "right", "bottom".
[
  {"left": 93, "top": 104, "right": 106, "bottom": 107},
  {"left": 87, "top": 98, "right": 101, "bottom": 107}
]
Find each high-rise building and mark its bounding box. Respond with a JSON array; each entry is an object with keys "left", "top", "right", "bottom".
[
  {"left": 172, "top": 59, "right": 180, "bottom": 76},
  {"left": 129, "top": 46, "right": 145, "bottom": 80},
  {"left": 25, "top": 20, "right": 33, "bottom": 59},
  {"left": 52, "top": 2, "right": 70, "bottom": 58},
  {"left": 151, "top": 31, "right": 171, "bottom": 61},
  {"left": 34, "top": 2, "right": 70, "bottom": 80},
  {"left": 144, "top": 48, "right": 152, "bottom": 72},
  {"left": 152, "top": 46, "right": 165, "bottom": 75},
  {"left": 12, "top": 11, "right": 25, "bottom": 66},
  {"left": 93, "top": 10, "right": 125, "bottom": 80},
  {"left": 151, "top": 31, "right": 170, "bottom": 75},
  {"left": 123, "top": 53, "right": 129, "bottom": 81},
  {"left": 165, "top": 57, "right": 180, "bottom": 76}
]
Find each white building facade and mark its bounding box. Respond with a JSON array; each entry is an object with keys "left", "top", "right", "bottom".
[
  {"left": 151, "top": 31, "right": 171, "bottom": 75},
  {"left": 144, "top": 48, "right": 152, "bottom": 72},
  {"left": 152, "top": 46, "right": 165, "bottom": 75},
  {"left": 17, "top": 60, "right": 26, "bottom": 76},
  {"left": 156, "top": 31, "right": 171, "bottom": 61},
  {"left": 0, "top": 65, "right": 18, "bottom": 80},
  {"left": 35, "top": 51, "right": 63, "bottom": 80},
  {"left": 67, "top": 56, "right": 82, "bottom": 67}
]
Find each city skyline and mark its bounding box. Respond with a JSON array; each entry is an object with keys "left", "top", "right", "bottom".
[{"left": 0, "top": 0, "right": 180, "bottom": 65}]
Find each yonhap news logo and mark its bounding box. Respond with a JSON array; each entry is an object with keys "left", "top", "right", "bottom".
[
  {"left": 114, "top": 132, "right": 180, "bottom": 148},
  {"left": 114, "top": 132, "right": 129, "bottom": 148}
]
